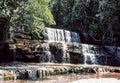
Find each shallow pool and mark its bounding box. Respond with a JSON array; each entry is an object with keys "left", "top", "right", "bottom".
[{"left": 2, "top": 73, "right": 120, "bottom": 83}]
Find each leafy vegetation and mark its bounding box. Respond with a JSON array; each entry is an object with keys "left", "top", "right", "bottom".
[
  {"left": 0, "top": 0, "right": 55, "bottom": 46},
  {"left": 51, "top": 0, "right": 120, "bottom": 46},
  {"left": 15, "top": 0, "right": 55, "bottom": 39},
  {"left": 0, "top": 0, "right": 119, "bottom": 46}
]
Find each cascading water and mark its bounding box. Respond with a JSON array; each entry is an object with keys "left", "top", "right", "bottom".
[
  {"left": 35, "top": 43, "right": 55, "bottom": 62},
  {"left": 42, "top": 27, "right": 81, "bottom": 63},
  {"left": 13, "top": 45, "right": 16, "bottom": 62},
  {"left": 82, "top": 44, "right": 98, "bottom": 65},
  {"left": 62, "top": 43, "right": 70, "bottom": 63},
  {"left": 71, "top": 32, "right": 80, "bottom": 43},
  {"left": 85, "top": 54, "right": 98, "bottom": 65},
  {"left": 43, "top": 27, "right": 80, "bottom": 43},
  {"left": 57, "top": 29, "right": 65, "bottom": 42},
  {"left": 64, "top": 30, "right": 71, "bottom": 43}
]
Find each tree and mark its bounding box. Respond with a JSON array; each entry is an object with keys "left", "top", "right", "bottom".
[
  {"left": 97, "top": 0, "right": 120, "bottom": 46},
  {"left": 0, "top": 0, "right": 25, "bottom": 47},
  {"left": 0, "top": 0, "right": 55, "bottom": 48},
  {"left": 13, "top": 0, "right": 55, "bottom": 39},
  {"left": 51, "top": 0, "right": 120, "bottom": 46}
]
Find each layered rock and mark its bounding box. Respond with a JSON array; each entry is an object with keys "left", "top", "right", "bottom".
[
  {"left": 4, "top": 27, "right": 119, "bottom": 66},
  {"left": 82, "top": 44, "right": 120, "bottom": 66},
  {"left": 8, "top": 27, "right": 82, "bottom": 64},
  {"left": 0, "top": 62, "right": 120, "bottom": 80}
]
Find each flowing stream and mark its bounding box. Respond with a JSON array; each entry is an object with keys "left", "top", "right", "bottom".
[{"left": 2, "top": 73, "right": 120, "bottom": 83}]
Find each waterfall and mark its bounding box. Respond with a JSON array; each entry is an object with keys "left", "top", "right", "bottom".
[
  {"left": 13, "top": 45, "right": 16, "bottom": 61},
  {"left": 64, "top": 30, "right": 71, "bottom": 43},
  {"left": 84, "top": 54, "right": 98, "bottom": 65},
  {"left": 57, "top": 29, "right": 65, "bottom": 42},
  {"left": 43, "top": 27, "right": 80, "bottom": 43},
  {"left": 71, "top": 32, "right": 80, "bottom": 43},
  {"left": 62, "top": 43, "right": 70, "bottom": 63},
  {"left": 42, "top": 27, "right": 81, "bottom": 63},
  {"left": 82, "top": 44, "right": 98, "bottom": 65},
  {"left": 35, "top": 43, "right": 55, "bottom": 62},
  {"left": 43, "top": 28, "right": 65, "bottom": 42},
  {"left": 27, "top": 70, "right": 37, "bottom": 79}
]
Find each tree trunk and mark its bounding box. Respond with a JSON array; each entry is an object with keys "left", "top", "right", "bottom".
[
  {"left": 0, "top": 17, "right": 10, "bottom": 46},
  {"left": 0, "top": 17, "right": 11, "bottom": 62}
]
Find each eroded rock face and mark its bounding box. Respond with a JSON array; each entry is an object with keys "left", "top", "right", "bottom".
[
  {"left": 82, "top": 44, "right": 120, "bottom": 66},
  {"left": 7, "top": 27, "right": 82, "bottom": 63},
  {"left": 9, "top": 41, "right": 120, "bottom": 66},
  {"left": 33, "top": 43, "right": 82, "bottom": 63},
  {"left": 3, "top": 27, "right": 119, "bottom": 66},
  {"left": 9, "top": 41, "right": 82, "bottom": 64},
  {"left": 49, "top": 43, "right": 65, "bottom": 63}
]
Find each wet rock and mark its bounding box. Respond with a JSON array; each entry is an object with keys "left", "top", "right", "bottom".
[
  {"left": 4, "top": 71, "right": 16, "bottom": 80},
  {"left": 37, "top": 68, "right": 48, "bottom": 78},
  {"left": 113, "top": 69, "right": 120, "bottom": 73},
  {"left": 0, "top": 70, "right": 17, "bottom": 80},
  {"left": 27, "top": 69, "right": 37, "bottom": 79},
  {"left": 17, "top": 70, "right": 28, "bottom": 79},
  {"left": 87, "top": 68, "right": 96, "bottom": 73},
  {"left": 73, "top": 67, "right": 80, "bottom": 73}
]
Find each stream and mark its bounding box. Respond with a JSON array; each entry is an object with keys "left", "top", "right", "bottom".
[{"left": 2, "top": 73, "right": 120, "bottom": 83}]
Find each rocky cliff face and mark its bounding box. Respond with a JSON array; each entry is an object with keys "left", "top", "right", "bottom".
[
  {"left": 8, "top": 27, "right": 82, "bottom": 63},
  {"left": 2, "top": 27, "right": 119, "bottom": 66}
]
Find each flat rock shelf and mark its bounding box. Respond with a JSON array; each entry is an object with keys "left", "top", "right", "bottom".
[{"left": 0, "top": 62, "right": 120, "bottom": 81}]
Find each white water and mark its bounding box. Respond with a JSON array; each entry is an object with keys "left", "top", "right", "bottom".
[
  {"left": 13, "top": 45, "right": 16, "bottom": 61},
  {"left": 43, "top": 27, "right": 80, "bottom": 43},
  {"left": 35, "top": 43, "right": 55, "bottom": 62},
  {"left": 71, "top": 32, "right": 80, "bottom": 43},
  {"left": 82, "top": 44, "right": 99, "bottom": 65},
  {"left": 64, "top": 30, "right": 71, "bottom": 43},
  {"left": 62, "top": 43, "right": 70, "bottom": 63},
  {"left": 42, "top": 28, "right": 81, "bottom": 63}
]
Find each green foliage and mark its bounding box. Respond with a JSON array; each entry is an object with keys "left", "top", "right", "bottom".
[
  {"left": 0, "top": 0, "right": 25, "bottom": 43},
  {"left": 51, "top": 0, "right": 120, "bottom": 46},
  {"left": 13, "top": 0, "right": 55, "bottom": 39},
  {"left": 97, "top": 0, "right": 120, "bottom": 45},
  {"left": 0, "top": 0, "right": 119, "bottom": 45},
  {"left": 0, "top": 0, "right": 55, "bottom": 40},
  {"left": 0, "top": 0, "right": 26, "bottom": 17}
]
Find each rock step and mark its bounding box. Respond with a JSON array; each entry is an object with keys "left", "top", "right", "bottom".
[{"left": 0, "top": 65, "right": 119, "bottom": 80}]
